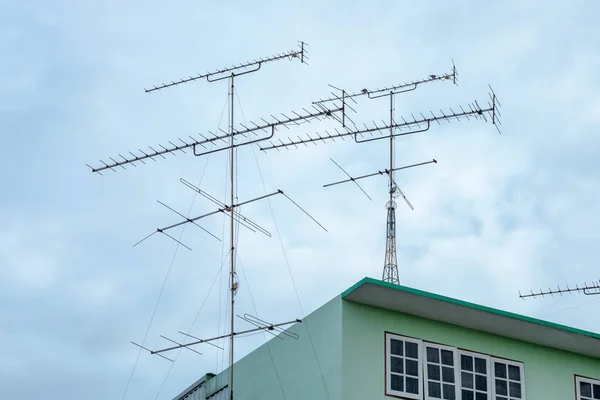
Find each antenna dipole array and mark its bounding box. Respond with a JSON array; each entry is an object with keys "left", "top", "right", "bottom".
[
  {"left": 88, "top": 41, "right": 340, "bottom": 400},
  {"left": 144, "top": 41, "right": 308, "bottom": 92},
  {"left": 312, "top": 61, "right": 458, "bottom": 105},
  {"left": 519, "top": 280, "right": 600, "bottom": 299},
  {"left": 259, "top": 88, "right": 501, "bottom": 151},
  {"left": 261, "top": 66, "right": 502, "bottom": 285},
  {"left": 87, "top": 104, "right": 343, "bottom": 174}
]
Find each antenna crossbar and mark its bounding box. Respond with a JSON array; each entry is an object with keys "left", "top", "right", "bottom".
[
  {"left": 237, "top": 314, "right": 300, "bottom": 340},
  {"left": 323, "top": 159, "right": 438, "bottom": 188},
  {"left": 159, "top": 335, "right": 203, "bottom": 356},
  {"left": 134, "top": 189, "right": 327, "bottom": 249},
  {"left": 177, "top": 331, "right": 223, "bottom": 350},
  {"left": 519, "top": 280, "right": 600, "bottom": 299},
  {"left": 88, "top": 105, "right": 344, "bottom": 173},
  {"left": 156, "top": 191, "right": 281, "bottom": 234},
  {"left": 260, "top": 94, "right": 500, "bottom": 152},
  {"left": 180, "top": 178, "right": 271, "bottom": 236},
  {"left": 313, "top": 63, "right": 458, "bottom": 105},
  {"left": 148, "top": 319, "right": 301, "bottom": 355},
  {"left": 145, "top": 42, "right": 308, "bottom": 93}
]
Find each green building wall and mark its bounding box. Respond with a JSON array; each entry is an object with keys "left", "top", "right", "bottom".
[
  {"left": 204, "top": 296, "right": 343, "bottom": 400},
  {"left": 197, "top": 295, "right": 600, "bottom": 400},
  {"left": 341, "top": 300, "right": 600, "bottom": 400}
]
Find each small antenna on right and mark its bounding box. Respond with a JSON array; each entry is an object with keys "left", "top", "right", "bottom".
[{"left": 519, "top": 279, "right": 600, "bottom": 299}]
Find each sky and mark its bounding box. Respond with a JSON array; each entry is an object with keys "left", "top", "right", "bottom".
[{"left": 1, "top": 1, "right": 600, "bottom": 399}]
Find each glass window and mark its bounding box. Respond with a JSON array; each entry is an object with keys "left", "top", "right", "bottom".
[
  {"left": 384, "top": 333, "right": 526, "bottom": 400},
  {"left": 386, "top": 333, "right": 423, "bottom": 399},
  {"left": 459, "top": 351, "right": 491, "bottom": 400},
  {"left": 424, "top": 343, "right": 459, "bottom": 400},
  {"left": 491, "top": 358, "right": 524, "bottom": 400},
  {"left": 576, "top": 376, "right": 600, "bottom": 400}
]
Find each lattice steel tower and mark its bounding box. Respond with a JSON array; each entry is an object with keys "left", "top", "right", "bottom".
[
  {"left": 259, "top": 63, "right": 501, "bottom": 287},
  {"left": 382, "top": 94, "right": 400, "bottom": 284},
  {"left": 383, "top": 200, "right": 399, "bottom": 283}
]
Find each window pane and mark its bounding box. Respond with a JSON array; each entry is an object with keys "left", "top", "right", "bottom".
[
  {"left": 391, "top": 339, "right": 403, "bottom": 356},
  {"left": 494, "top": 362, "right": 507, "bottom": 379},
  {"left": 474, "top": 358, "right": 487, "bottom": 374},
  {"left": 391, "top": 374, "right": 404, "bottom": 391},
  {"left": 391, "top": 356, "right": 403, "bottom": 374},
  {"left": 429, "top": 381, "right": 442, "bottom": 398},
  {"left": 581, "top": 382, "right": 592, "bottom": 397},
  {"left": 441, "top": 350, "right": 454, "bottom": 366},
  {"left": 428, "top": 347, "right": 440, "bottom": 363},
  {"left": 462, "top": 389, "right": 474, "bottom": 400},
  {"left": 496, "top": 397, "right": 508, "bottom": 400},
  {"left": 442, "top": 366, "right": 455, "bottom": 383},
  {"left": 443, "top": 383, "right": 456, "bottom": 400},
  {"left": 406, "top": 359, "right": 419, "bottom": 377},
  {"left": 461, "top": 355, "right": 473, "bottom": 371},
  {"left": 461, "top": 372, "right": 473, "bottom": 389},
  {"left": 509, "top": 382, "right": 521, "bottom": 398},
  {"left": 429, "top": 363, "right": 441, "bottom": 381},
  {"left": 475, "top": 374, "right": 487, "bottom": 391},
  {"left": 406, "top": 377, "right": 419, "bottom": 394},
  {"left": 593, "top": 384, "right": 600, "bottom": 399},
  {"left": 475, "top": 392, "right": 487, "bottom": 400},
  {"left": 508, "top": 365, "right": 520, "bottom": 381},
  {"left": 495, "top": 379, "right": 507, "bottom": 396},
  {"left": 405, "top": 341, "right": 419, "bottom": 359}
]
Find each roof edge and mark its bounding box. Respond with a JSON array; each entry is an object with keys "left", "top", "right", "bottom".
[{"left": 342, "top": 277, "right": 600, "bottom": 341}]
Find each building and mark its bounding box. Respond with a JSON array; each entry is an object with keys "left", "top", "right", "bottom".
[{"left": 172, "top": 277, "right": 600, "bottom": 400}]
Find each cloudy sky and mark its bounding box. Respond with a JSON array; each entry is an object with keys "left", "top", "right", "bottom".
[{"left": 2, "top": 1, "right": 600, "bottom": 399}]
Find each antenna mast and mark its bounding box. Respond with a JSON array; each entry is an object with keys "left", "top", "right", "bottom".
[
  {"left": 88, "top": 42, "right": 346, "bottom": 400},
  {"left": 383, "top": 92, "right": 400, "bottom": 284},
  {"left": 262, "top": 64, "right": 501, "bottom": 284}
]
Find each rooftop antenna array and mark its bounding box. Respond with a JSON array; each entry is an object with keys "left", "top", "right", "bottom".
[
  {"left": 88, "top": 41, "right": 347, "bottom": 400},
  {"left": 260, "top": 64, "right": 502, "bottom": 284},
  {"left": 519, "top": 280, "right": 600, "bottom": 299}
]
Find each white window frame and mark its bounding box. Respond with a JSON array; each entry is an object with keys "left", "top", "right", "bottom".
[
  {"left": 457, "top": 349, "right": 492, "bottom": 400},
  {"left": 383, "top": 333, "right": 527, "bottom": 400},
  {"left": 490, "top": 357, "right": 526, "bottom": 400},
  {"left": 576, "top": 375, "right": 600, "bottom": 400},
  {"left": 423, "top": 342, "right": 460, "bottom": 400},
  {"left": 385, "top": 332, "right": 423, "bottom": 399}
]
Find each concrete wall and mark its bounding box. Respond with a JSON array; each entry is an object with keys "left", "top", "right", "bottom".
[
  {"left": 341, "top": 300, "right": 600, "bottom": 400},
  {"left": 204, "top": 296, "right": 343, "bottom": 400}
]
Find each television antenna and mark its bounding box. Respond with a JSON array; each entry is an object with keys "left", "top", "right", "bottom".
[
  {"left": 519, "top": 280, "right": 600, "bottom": 299},
  {"left": 88, "top": 41, "right": 347, "bottom": 400},
  {"left": 260, "top": 65, "right": 501, "bottom": 284}
]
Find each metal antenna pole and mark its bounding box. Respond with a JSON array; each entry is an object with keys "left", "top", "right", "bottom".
[
  {"left": 229, "top": 73, "right": 235, "bottom": 400},
  {"left": 89, "top": 42, "right": 349, "bottom": 400},
  {"left": 389, "top": 92, "right": 394, "bottom": 195},
  {"left": 383, "top": 91, "right": 400, "bottom": 285},
  {"left": 261, "top": 67, "right": 502, "bottom": 284}
]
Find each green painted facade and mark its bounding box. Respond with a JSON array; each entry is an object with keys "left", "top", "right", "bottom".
[
  {"left": 194, "top": 281, "right": 600, "bottom": 400},
  {"left": 204, "top": 296, "right": 342, "bottom": 400},
  {"left": 342, "top": 300, "right": 600, "bottom": 400}
]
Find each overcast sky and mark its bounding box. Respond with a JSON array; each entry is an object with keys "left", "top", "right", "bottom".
[{"left": 2, "top": 1, "right": 600, "bottom": 399}]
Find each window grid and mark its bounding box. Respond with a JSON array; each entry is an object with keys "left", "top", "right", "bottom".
[
  {"left": 491, "top": 358, "right": 524, "bottom": 400},
  {"left": 576, "top": 376, "right": 600, "bottom": 400},
  {"left": 386, "top": 333, "right": 422, "bottom": 399},
  {"left": 384, "top": 334, "right": 526, "bottom": 400},
  {"left": 459, "top": 350, "right": 491, "bottom": 400},
  {"left": 424, "top": 343, "right": 459, "bottom": 400}
]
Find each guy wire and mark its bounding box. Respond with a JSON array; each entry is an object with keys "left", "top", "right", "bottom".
[{"left": 121, "top": 91, "right": 230, "bottom": 400}]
